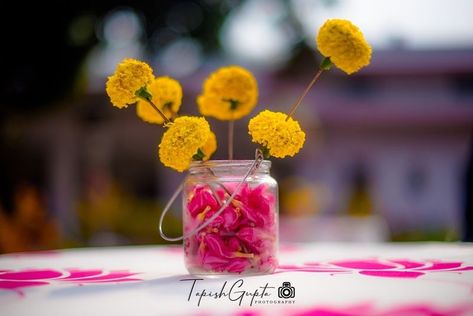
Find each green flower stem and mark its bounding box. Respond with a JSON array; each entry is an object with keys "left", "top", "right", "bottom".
[
  {"left": 261, "top": 146, "right": 271, "bottom": 160},
  {"left": 228, "top": 119, "right": 234, "bottom": 160},
  {"left": 135, "top": 87, "right": 172, "bottom": 125},
  {"left": 320, "top": 56, "right": 333, "bottom": 71},
  {"left": 223, "top": 99, "right": 239, "bottom": 161},
  {"left": 285, "top": 57, "right": 332, "bottom": 121},
  {"left": 192, "top": 148, "right": 205, "bottom": 161}
]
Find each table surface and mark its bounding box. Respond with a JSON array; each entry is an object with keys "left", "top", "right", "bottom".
[{"left": 1, "top": 243, "right": 473, "bottom": 316}]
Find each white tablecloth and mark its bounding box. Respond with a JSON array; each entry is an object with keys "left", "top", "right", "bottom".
[{"left": 1, "top": 243, "right": 473, "bottom": 316}]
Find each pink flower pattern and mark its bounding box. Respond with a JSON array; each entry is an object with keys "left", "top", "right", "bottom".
[
  {"left": 277, "top": 258, "right": 473, "bottom": 278},
  {"left": 286, "top": 302, "right": 473, "bottom": 316},
  {"left": 184, "top": 183, "right": 278, "bottom": 274},
  {"left": 0, "top": 268, "right": 141, "bottom": 295},
  {"left": 230, "top": 302, "right": 473, "bottom": 316}
]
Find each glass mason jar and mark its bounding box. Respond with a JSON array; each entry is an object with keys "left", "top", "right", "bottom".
[{"left": 183, "top": 160, "right": 278, "bottom": 275}]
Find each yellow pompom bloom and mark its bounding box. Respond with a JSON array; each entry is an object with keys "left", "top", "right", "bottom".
[
  {"left": 248, "top": 110, "right": 305, "bottom": 158},
  {"left": 197, "top": 66, "right": 258, "bottom": 120},
  {"left": 158, "top": 116, "right": 211, "bottom": 172},
  {"left": 201, "top": 131, "right": 217, "bottom": 161},
  {"left": 105, "top": 58, "right": 154, "bottom": 108},
  {"left": 316, "top": 19, "right": 372, "bottom": 74},
  {"left": 136, "top": 76, "right": 182, "bottom": 124}
]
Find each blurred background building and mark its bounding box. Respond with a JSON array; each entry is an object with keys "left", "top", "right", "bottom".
[{"left": 1, "top": 0, "right": 472, "bottom": 252}]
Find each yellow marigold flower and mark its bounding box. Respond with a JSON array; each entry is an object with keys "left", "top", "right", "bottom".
[
  {"left": 197, "top": 66, "right": 258, "bottom": 120},
  {"left": 158, "top": 116, "right": 211, "bottom": 172},
  {"left": 201, "top": 131, "right": 217, "bottom": 161},
  {"left": 316, "top": 19, "right": 372, "bottom": 74},
  {"left": 136, "top": 76, "right": 182, "bottom": 124},
  {"left": 105, "top": 58, "right": 154, "bottom": 108},
  {"left": 248, "top": 110, "right": 305, "bottom": 158}
]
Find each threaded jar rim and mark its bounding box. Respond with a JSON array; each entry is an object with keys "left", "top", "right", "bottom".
[{"left": 188, "top": 160, "right": 271, "bottom": 175}]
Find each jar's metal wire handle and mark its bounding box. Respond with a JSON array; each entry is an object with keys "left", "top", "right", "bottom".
[{"left": 158, "top": 149, "right": 265, "bottom": 242}]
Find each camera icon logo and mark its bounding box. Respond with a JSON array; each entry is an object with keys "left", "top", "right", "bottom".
[{"left": 278, "top": 281, "right": 295, "bottom": 299}]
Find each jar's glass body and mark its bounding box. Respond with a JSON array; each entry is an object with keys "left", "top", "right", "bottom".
[{"left": 183, "top": 160, "right": 278, "bottom": 275}]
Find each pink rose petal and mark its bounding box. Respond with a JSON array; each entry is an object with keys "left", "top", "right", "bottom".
[{"left": 188, "top": 186, "right": 219, "bottom": 217}]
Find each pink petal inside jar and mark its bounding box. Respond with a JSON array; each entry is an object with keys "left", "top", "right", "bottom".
[{"left": 184, "top": 183, "right": 278, "bottom": 274}]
